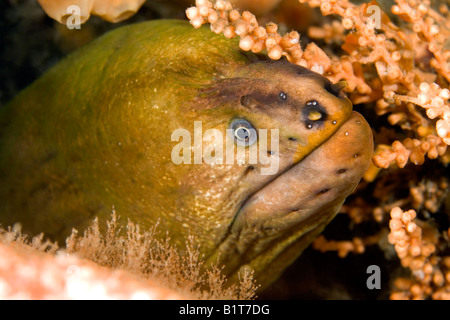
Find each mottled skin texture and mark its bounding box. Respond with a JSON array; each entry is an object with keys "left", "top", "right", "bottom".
[{"left": 0, "top": 20, "right": 373, "bottom": 289}]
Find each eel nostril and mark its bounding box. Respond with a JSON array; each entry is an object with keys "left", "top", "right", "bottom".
[
  {"left": 324, "top": 81, "right": 341, "bottom": 98},
  {"left": 240, "top": 95, "right": 249, "bottom": 106},
  {"left": 337, "top": 168, "right": 347, "bottom": 174},
  {"left": 303, "top": 100, "right": 328, "bottom": 129},
  {"left": 244, "top": 166, "right": 255, "bottom": 175}
]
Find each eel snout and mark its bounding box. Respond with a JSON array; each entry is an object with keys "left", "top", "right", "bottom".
[{"left": 235, "top": 111, "right": 374, "bottom": 230}]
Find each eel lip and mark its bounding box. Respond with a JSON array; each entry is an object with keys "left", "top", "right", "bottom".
[{"left": 232, "top": 111, "right": 373, "bottom": 231}]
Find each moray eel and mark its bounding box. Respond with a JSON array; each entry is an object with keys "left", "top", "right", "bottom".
[{"left": 0, "top": 20, "right": 373, "bottom": 288}]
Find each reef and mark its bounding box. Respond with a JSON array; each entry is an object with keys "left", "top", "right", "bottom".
[{"left": 0, "top": 0, "right": 449, "bottom": 300}]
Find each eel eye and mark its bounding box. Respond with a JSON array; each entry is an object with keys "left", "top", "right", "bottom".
[{"left": 230, "top": 119, "right": 257, "bottom": 147}]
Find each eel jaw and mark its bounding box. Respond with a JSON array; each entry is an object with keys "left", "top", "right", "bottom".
[{"left": 210, "top": 111, "right": 373, "bottom": 288}]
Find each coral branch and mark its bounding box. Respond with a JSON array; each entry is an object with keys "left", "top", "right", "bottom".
[
  {"left": 373, "top": 136, "right": 447, "bottom": 168},
  {"left": 186, "top": 0, "right": 339, "bottom": 72},
  {"left": 388, "top": 207, "right": 450, "bottom": 300},
  {"left": 313, "top": 234, "right": 380, "bottom": 258}
]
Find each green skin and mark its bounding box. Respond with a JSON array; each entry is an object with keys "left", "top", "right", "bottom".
[{"left": 0, "top": 20, "right": 373, "bottom": 288}]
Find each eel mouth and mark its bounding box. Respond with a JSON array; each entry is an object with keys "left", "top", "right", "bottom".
[
  {"left": 210, "top": 111, "right": 373, "bottom": 286},
  {"left": 233, "top": 111, "right": 374, "bottom": 231}
]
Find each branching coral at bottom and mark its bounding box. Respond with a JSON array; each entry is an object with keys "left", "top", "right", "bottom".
[
  {"left": 0, "top": 213, "right": 259, "bottom": 300},
  {"left": 387, "top": 207, "right": 450, "bottom": 300},
  {"left": 310, "top": 206, "right": 450, "bottom": 300},
  {"left": 309, "top": 171, "right": 449, "bottom": 299}
]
